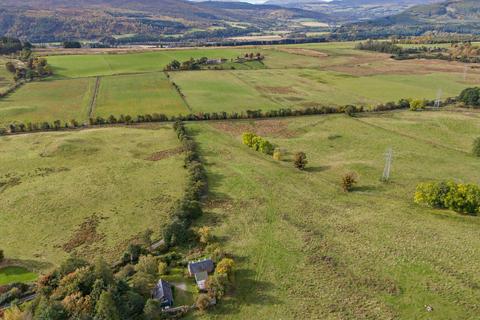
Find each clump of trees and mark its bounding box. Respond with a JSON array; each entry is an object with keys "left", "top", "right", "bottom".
[
  {"left": 414, "top": 181, "right": 480, "bottom": 215},
  {"left": 7, "top": 56, "right": 53, "bottom": 81},
  {"left": 294, "top": 152, "right": 307, "bottom": 170},
  {"left": 342, "top": 172, "right": 358, "bottom": 192},
  {"left": 459, "top": 87, "right": 480, "bottom": 107},
  {"left": 242, "top": 132, "right": 274, "bottom": 155},
  {"left": 0, "top": 37, "right": 31, "bottom": 55},
  {"left": 63, "top": 41, "right": 82, "bottom": 49}
]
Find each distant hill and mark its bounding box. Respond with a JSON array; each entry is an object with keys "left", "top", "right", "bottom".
[
  {"left": 0, "top": 0, "right": 330, "bottom": 43},
  {"left": 264, "top": 0, "right": 444, "bottom": 22},
  {"left": 334, "top": 0, "right": 480, "bottom": 38}
]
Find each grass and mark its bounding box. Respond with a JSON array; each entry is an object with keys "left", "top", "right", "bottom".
[
  {"left": 94, "top": 72, "right": 189, "bottom": 118},
  {"left": 46, "top": 48, "right": 256, "bottom": 79},
  {"left": 189, "top": 110, "right": 480, "bottom": 319},
  {"left": 0, "top": 78, "right": 94, "bottom": 126},
  {"left": 169, "top": 70, "right": 281, "bottom": 113},
  {"left": 0, "top": 57, "right": 15, "bottom": 93},
  {"left": 162, "top": 268, "right": 197, "bottom": 306},
  {"left": 0, "top": 266, "right": 37, "bottom": 285},
  {"left": 0, "top": 125, "right": 186, "bottom": 267}
]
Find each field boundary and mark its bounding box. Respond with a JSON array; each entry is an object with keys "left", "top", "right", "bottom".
[
  {"left": 165, "top": 71, "right": 193, "bottom": 112},
  {"left": 87, "top": 76, "right": 101, "bottom": 119}
]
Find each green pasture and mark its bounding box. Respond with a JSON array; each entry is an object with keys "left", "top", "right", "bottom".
[
  {"left": 94, "top": 72, "right": 189, "bottom": 118},
  {"left": 0, "top": 125, "right": 185, "bottom": 267},
  {"left": 0, "top": 78, "right": 94, "bottom": 126},
  {"left": 169, "top": 70, "right": 281, "bottom": 113},
  {"left": 0, "top": 57, "right": 15, "bottom": 94},
  {"left": 0, "top": 266, "right": 38, "bottom": 285},
  {"left": 190, "top": 111, "right": 480, "bottom": 319},
  {"left": 46, "top": 48, "right": 256, "bottom": 78}
]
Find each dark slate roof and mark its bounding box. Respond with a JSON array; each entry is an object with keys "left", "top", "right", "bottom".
[
  {"left": 188, "top": 259, "right": 214, "bottom": 274},
  {"left": 153, "top": 279, "right": 173, "bottom": 306}
]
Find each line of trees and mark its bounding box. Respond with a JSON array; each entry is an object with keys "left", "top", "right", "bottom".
[{"left": 0, "top": 96, "right": 454, "bottom": 136}]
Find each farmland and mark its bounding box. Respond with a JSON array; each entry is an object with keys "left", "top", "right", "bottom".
[
  {"left": 0, "top": 125, "right": 186, "bottom": 266},
  {"left": 0, "top": 42, "right": 478, "bottom": 127},
  {"left": 1, "top": 40, "right": 480, "bottom": 319},
  {"left": 191, "top": 111, "right": 480, "bottom": 319}
]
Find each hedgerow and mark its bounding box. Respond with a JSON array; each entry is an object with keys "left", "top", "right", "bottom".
[{"left": 0, "top": 97, "right": 451, "bottom": 136}]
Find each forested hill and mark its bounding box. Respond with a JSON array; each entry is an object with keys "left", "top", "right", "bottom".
[
  {"left": 333, "top": 0, "right": 480, "bottom": 39},
  {"left": 0, "top": 0, "right": 329, "bottom": 43}
]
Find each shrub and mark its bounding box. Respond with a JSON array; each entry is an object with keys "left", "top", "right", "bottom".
[
  {"left": 272, "top": 148, "right": 282, "bottom": 161},
  {"left": 242, "top": 132, "right": 256, "bottom": 147},
  {"left": 414, "top": 181, "right": 480, "bottom": 215},
  {"left": 344, "top": 105, "right": 356, "bottom": 116},
  {"left": 157, "top": 262, "right": 168, "bottom": 276},
  {"left": 293, "top": 152, "right": 307, "bottom": 170},
  {"left": 215, "top": 258, "right": 235, "bottom": 278},
  {"left": 197, "top": 226, "right": 213, "bottom": 245},
  {"left": 341, "top": 172, "right": 357, "bottom": 192},
  {"left": 134, "top": 255, "right": 158, "bottom": 277},
  {"left": 242, "top": 132, "right": 274, "bottom": 155},
  {"left": 410, "top": 99, "right": 426, "bottom": 111},
  {"left": 196, "top": 294, "right": 212, "bottom": 312},
  {"left": 473, "top": 137, "right": 480, "bottom": 157},
  {"left": 459, "top": 87, "right": 480, "bottom": 107}
]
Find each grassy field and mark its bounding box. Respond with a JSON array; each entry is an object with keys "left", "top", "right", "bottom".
[
  {"left": 0, "top": 57, "right": 15, "bottom": 94},
  {"left": 169, "top": 70, "right": 281, "bottom": 113},
  {"left": 46, "top": 48, "right": 255, "bottom": 78},
  {"left": 0, "top": 266, "right": 37, "bottom": 285},
  {"left": 0, "top": 78, "right": 94, "bottom": 126},
  {"left": 94, "top": 72, "right": 189, "bottom": 117},
  {"left": 0, "top": 125, "right": 186, "bottom": 267},
  {"left": 189, "top": 110, "right": 480, "bottom": 319}
]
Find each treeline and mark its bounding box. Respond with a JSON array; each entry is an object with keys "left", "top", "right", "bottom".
[
  {"left": 0, "top": 37, "right": 31, "bottom": 55},
  {"left": 0, "top": 97, "right": 456, "bottom": 136},
  {"left": 356, "top": 40, "right": 480, "bottom": 63},
  {"left": 162, "top": 121, "right": 207, "bottom": 246}
]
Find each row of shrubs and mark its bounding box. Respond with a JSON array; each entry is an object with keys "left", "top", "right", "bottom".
[
  {"left": 0, "top": 80, "right": 24, "bottom": 98},
  {"left": 162, "top": 121, "right": 207, "bottom": 246},
  {"left": 242, "top": 132, "right": 275, "bottom": 155},
  {"left": 0, "top": 97, "right": 454, "bottom": 136},
  {"left": 414, "top": 181, "right": 480, "bottom": 215}
]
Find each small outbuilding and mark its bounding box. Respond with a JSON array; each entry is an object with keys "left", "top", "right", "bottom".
[
  {"left": 153, "top": 279, "right": 174, "bottom": 308},
  {"left": 188, "top": 259, "right": 214, "bottom": 290}
]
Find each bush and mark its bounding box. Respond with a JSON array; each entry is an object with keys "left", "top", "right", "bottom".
[
  {"left": 196, "top": 294, "right": 212, "bottom": 312},
  {"left": 459, "top": 87, "right": 480, "bottom": 107},
  {"left": 215, "top": 258, "right": 235, "bottom": 278},
  {"left": 410, "top": 99, "right": 426, "bottom": 111},
  {"left": 293, "top": 152, "right": 307, "bottom": 170},
  {"left": 414, "top": 181, "right": 480, "bottom": 215},
  {"left": 473, "top": 137, "right": 480, "bottom": 157},
  {"left": 242, "top": 132, "right": 274, "bottom": 155},
  {"left": 157, "top": 262, "right": 168, "bottom": 276},
  {"left": 272, "top": 148, "right": 282, "bottom": 161},
  {"left": 341, "top": 172, "right": 357, "bottom": 192}
]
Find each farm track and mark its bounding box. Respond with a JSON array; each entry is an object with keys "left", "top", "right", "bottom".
[{"left": 88, "top": 76, "right": 101, "bottom": 119}]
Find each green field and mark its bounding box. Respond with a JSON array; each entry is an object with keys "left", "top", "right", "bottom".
[
  {"left": 0, "top": 78, "right": 94, "bottom": 126},
  {"left": 95, "top": 72, "right": 189, "bottom": 117},
  {"left": 46, "top": 48, "right": 255, "bottom": 78},
  {"left": 0, "top": 57, "right": 15, "bottom": 94},
  {"left": 169, "top": 70, "right": 281, "bottom": 113},
  {"left": 0, "top": 125, "right": 185, "bottom": 266},
  {"left": 0, "top": 266, "right": 37, "bottom": 285},
  {"left": 189, "top": 111, "right": 480, "bottom": 319}
]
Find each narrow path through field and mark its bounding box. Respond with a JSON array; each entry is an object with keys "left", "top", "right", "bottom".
[{"left": 88, "top": 76, "right": 101, "bottom": 119}]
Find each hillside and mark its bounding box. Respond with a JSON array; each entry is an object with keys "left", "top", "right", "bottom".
[
  {"left": 264, "top": 0, "right": 444, "bottom": 23},
  {"left": 0, "top": 0, "right": 329, "bottom": 43},
  {"left": 334, "top": 0, "right": 480, "bottom": 38}
]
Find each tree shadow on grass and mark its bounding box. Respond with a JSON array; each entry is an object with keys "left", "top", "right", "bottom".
[
  {"left": 304, "top": 165, "right": 330, "bottom": 173},
  {"left": 210, "top": 268, "right": 282, "bottom": 316},
  {"left": 2, "top": 258, "right": 54, "bottom": 273}
]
